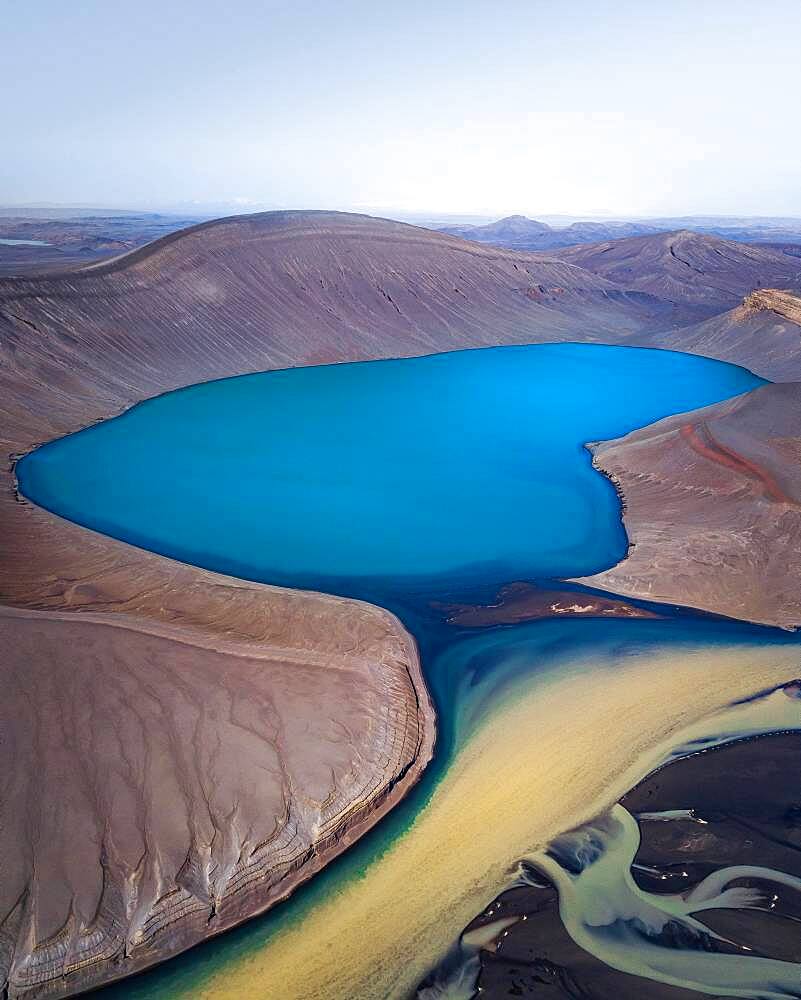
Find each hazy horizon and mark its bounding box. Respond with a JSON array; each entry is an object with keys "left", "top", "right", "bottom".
[
  {"left": 5, "top": 0, "right": 801, "bottom": 218},
  {"left": 5, "top": 203, "right": 801, "bottom": 229}
]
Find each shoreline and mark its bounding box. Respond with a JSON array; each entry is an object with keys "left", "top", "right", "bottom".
[
  {"left": 178, "top": 631, "right": 801, "bottom": 1000},
  {"left": 2, "top": 211, "right": 796, "bottom": 999},
  {"left": 574, "top": 383, "right": 801, "bottom": 630},
  {"left": 0, "top": 599, "right": 435, "bottom": 1000},
  {"left": 2, "top": 344, "right": 779, "bottom": 999},
  {"left": 2, "top": 353, "right": 775, "bottom": 997},
  {"left": 0, "top": 222, "right": 446, "bottom": 1000}
]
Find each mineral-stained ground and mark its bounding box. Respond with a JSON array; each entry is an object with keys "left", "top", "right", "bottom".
[{"left": 2, "top": 210, "right": 801, "bottom": 998}]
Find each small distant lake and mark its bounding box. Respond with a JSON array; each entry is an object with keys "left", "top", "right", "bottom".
[
  {"left": 0, "top": 237, "right": 53, "bottom": 246},
  {"left": 17, "top": 343, "right": 764, "bottom": 592}
]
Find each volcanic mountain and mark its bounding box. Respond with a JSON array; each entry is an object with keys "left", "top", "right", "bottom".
[
  {"left": 3, "top": 212, "right": 800, "bottom": 455},
  {"left": 438, "top": 214, "right": 553, "bottom": 248},
  {"left": 3, "top": 210, "right": 801, "bottom": 999},
  {"left": 439, "top": 214, "right": 801, "bottom": 254},
  {"left": 0, "top": 211, "right": 696, "bottom": 436},
  {"left": 0, "top": 210, "right": 693, "bottom": 1000},
  {"left": 552, "top": 230, "right": 801, "bottom": 314},
  {"left": 0, "top": 213, "right": 451, "bottom": 1000}
]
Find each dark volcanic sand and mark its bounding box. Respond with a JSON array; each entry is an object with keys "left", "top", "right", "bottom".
[
  {"left": 434, "top": 581, "right": 661, "bottom": 627},
  {"left": 460, "top": 732, "right": 801, "bottom": 998}
]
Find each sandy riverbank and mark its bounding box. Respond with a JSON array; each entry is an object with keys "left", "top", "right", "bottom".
[{"left": 183, "top": 635, "right": 801, "bottom": 1000}]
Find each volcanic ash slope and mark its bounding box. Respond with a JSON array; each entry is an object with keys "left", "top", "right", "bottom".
[
  {"left": 576, "top": 380, "right": 801, "bottom": 629},
  {"left": 0, "top": 212, "right": 449, "bottom": 1000}
]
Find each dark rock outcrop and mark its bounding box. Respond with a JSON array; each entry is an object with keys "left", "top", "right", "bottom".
[{"left": 642, "top": 288, "right": 801, "bottom": 381}]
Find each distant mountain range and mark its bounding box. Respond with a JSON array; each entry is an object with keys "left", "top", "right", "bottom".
[
  {"left": 3, "top": 211, "right": 801, "bottom": 380},
  {"left": 438, "top": 214, "right": 801, "bottom": 251},
  {"left": 0, "top": 211, "right": 207, "bottom": 275},
  {"left": 5, "top": 208, "right": 801, "bottom": 278}
]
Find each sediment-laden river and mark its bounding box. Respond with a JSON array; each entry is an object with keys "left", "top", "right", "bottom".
[{"left": 18, "top": 344, "right": 801, "bottom": 998}]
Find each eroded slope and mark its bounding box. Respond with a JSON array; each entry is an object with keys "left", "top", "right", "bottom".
[
  {"left": 1, "top": 604, "right": 426, "bottom": 997},
  {"left": 0, "top": 212, "right": 440, "bottom": 999},
  {"left": 576, "top": 381, "right": 801, "bottom": 629},
  {"left": 2, "top": 210, "right": 800, "bottom": 997},
  {"left": 553, "top": 230, "right": 801, "bottom": 313},
  {"left": 643, "top": 289, "right": 801, "bottom": 381}
]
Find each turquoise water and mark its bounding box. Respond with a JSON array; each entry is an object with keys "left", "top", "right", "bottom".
[
  {"left": 17, "top": 343, "right": 764, "bottom": 589},
  {"left": 16, "top": 343, "right": 781, "bottom": 998},
  {"left": 92, "top": 616, "right": 800, "bottom": 1000}
]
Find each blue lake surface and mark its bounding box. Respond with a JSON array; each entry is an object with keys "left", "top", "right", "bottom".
[
  {"left": 17, "top": 343, "right": 765, "bottom": 590},
  {"left": 18, "top": 342, "right": 791, "bottom": 1000}
]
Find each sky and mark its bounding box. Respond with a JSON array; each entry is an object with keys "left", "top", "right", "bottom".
[{"left": 4, "top": 0, "right": 801, "bottom": 218}]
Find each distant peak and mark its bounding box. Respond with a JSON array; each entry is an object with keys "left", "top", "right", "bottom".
[{"left": 487, "top": 215, "right": 551, "bottom": 232}]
